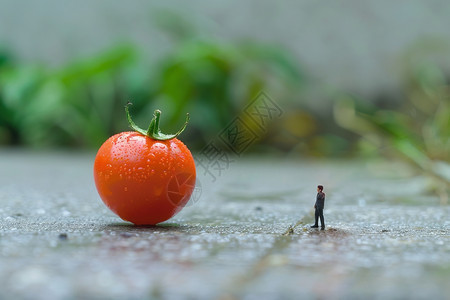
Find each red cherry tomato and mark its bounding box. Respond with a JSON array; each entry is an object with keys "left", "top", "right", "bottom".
[{"left": 93, "top": 105, "right": 196, "bottom": 225}]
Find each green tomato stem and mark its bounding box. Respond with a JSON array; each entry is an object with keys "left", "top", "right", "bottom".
[{"left": 125, "top": 103, "right": 189, "bottom": 140}]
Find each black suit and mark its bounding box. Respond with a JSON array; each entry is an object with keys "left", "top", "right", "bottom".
[{"left": 314, "top": 191, "right": 325, "bottom": 228}]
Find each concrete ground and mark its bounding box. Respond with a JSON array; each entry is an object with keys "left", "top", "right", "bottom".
[{"left": 0, "top": 149, "right": 448, "bottom": 299}]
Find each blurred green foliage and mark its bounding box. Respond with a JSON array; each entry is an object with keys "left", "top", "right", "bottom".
[
  {"left": 334, "top": 65, "right": 450, "bottom": 200},
  {"left": 149, "top": 39, "right": 303, "bottom": 146},
  {"left": 0, "top": 46, "right": 135, "bottom": 147},
  {"left": 0, "top": 20, "right": 302, "bottom": 149},
  {"left": 0, "top": 9, "right": 356, "bottom": 157},
  {"left": 0, "top": 8, "right": 449, "bottom": 191}
]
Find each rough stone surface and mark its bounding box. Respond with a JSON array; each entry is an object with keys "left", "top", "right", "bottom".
[{"left": 0, "top": 150, "right": 448, "bottom": 299}]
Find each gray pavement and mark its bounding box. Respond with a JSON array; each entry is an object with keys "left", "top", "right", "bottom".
[{"left": 0, "top": 150, "right": 449, "bottom": 299}]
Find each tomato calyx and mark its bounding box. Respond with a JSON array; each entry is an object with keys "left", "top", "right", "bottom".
[{"left": 125, "top": 103, "right": 190, "bottom": 141}]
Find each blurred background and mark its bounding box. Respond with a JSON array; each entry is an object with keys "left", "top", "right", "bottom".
[{"left": 0, "top": 0, "right": 449, "bottom": 197}]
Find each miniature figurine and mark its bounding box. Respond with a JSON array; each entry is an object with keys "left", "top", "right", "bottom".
[{"left": 311, "top": 185, "right": 325, "bottom": 230}]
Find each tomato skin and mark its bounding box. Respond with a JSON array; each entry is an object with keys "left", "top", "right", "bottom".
[{"left": 93, "top": 131, "right": 196, "bottom": 225}]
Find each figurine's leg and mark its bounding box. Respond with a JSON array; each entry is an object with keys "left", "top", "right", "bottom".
[
  {"left": 311, "top": 209, "right": 319, "bottom": 228},
  {"left": 319, "top": 209, "right": 325, "bottom": 229}
]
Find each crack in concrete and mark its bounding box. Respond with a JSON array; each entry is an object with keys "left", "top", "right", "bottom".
[{"left": 221, "top": 212, "right": 314, "bottom": 298}]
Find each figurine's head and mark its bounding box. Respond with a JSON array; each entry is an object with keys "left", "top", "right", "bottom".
[{"left": 317, "top": 185, "right": 324, "bottom": 192}]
